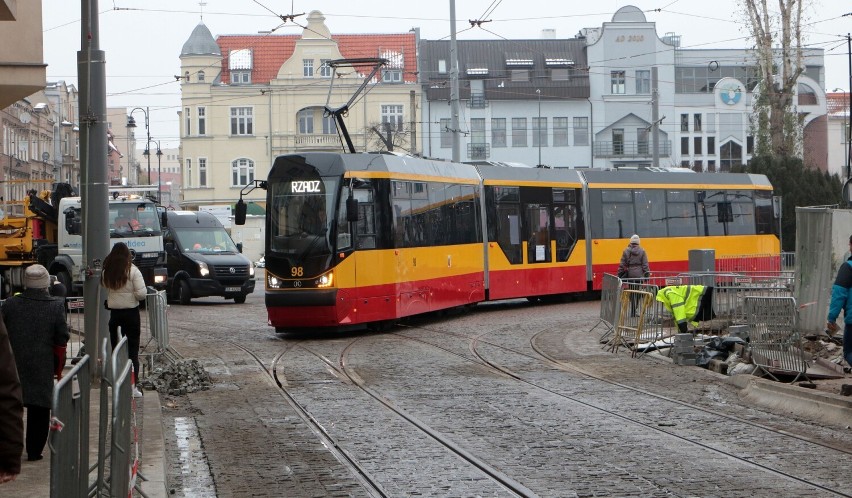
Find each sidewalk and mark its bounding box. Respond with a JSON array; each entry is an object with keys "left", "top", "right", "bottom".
[{"left": 4, "top": 385, "right": 167, "bottom": 498}]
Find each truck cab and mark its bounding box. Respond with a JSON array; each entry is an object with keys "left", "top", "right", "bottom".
[
  {"left": 58, "top": 193, "right": 168, "bottom": 294},
  {"left": 161, "top": 210, "right": 255, "bottom": 304}
]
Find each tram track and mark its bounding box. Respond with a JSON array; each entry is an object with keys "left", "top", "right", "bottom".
[{"left": 392, "top": 323, "right": 852, "bottom": 497}]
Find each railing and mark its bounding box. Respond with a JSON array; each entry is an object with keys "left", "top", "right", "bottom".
[
  {"left": 49, "top": 354, "right": 90, "bottom": 498},
  {"left": 467, "top": 143, "right": 490, "bottom": 160},
  {"left": 593, "top": 140, "right": 672, "bottom": 158}
]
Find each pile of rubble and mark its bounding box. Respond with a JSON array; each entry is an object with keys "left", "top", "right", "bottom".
[{"left": 140, "top": 358, "right": 212, "bottom": 396}]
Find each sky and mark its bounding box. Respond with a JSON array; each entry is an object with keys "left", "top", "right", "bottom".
[{"left": 41, "top": 0, "right": 851, "bottom": 150}]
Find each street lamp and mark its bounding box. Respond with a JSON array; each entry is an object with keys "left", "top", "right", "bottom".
[
  {"left": 536, "top": 89, "right": 542, "bottom": 166},
  {"left": 127, "top": 107, "right": 150, "bottom": 185},
  {"left": 143, "top": 139, "right": 163, "bottom": 202}
]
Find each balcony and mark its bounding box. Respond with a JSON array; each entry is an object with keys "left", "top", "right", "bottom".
[
  {"left": 467, "top": 95, "right": 489, "bottom": 109},
  {"left": 467, "top": 143, "right": 490, "bottom": 160},
  {"left": 593, "top": 140, "right": 672, "bottom": 158}
]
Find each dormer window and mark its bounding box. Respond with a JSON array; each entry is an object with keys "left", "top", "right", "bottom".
[
  {"left": 382, "top": 69, "right": 402, "bottom": 83},
  {"left": 505, "top": 54, "right": 534, "bottom": 67},
  {"left": 544, "top": 57, "right": 573, "bottom": 67},
  {"left": 466, "top": 66, "right": 488, "bottom": 76},
  {"left": 229, "top": 49, "right": 253, "bottom": 85}
]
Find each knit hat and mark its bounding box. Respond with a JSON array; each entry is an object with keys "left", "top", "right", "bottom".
[
  {"left": 24, "top": 264, "right": 50, "bottom": 289},
  {"left": 630, "top": 234, "right": 640, "bottom": 245}
]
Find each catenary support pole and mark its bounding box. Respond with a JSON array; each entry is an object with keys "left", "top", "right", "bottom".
[{"left": 79, "top": 0, "right": 110, "bottom": 382}]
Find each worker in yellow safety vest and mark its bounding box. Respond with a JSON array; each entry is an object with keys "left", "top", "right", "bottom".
[{"left": 655, "top": 285, "right": 715, "bottom": 334}]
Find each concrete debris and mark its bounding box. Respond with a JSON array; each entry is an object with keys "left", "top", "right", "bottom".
[{"left": 139, "top": 358, "right": 213, "bottom": 396}]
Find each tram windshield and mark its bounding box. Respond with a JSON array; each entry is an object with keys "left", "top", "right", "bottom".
[{"left": 268, "top": 176, "right": 339, "bottom": 263}]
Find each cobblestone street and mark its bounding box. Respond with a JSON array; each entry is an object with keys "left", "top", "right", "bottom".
[{"left": 158, "top": 288, "right": 852, "bottom": 497}]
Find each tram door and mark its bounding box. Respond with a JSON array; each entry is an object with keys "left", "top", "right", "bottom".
[{"left": 526, "top": 204, "right": 551, "bottom": 264}]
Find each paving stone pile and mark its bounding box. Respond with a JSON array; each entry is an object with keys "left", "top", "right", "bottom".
[{"left": 140, "top": 358, "right": 213, "bottom": 395}]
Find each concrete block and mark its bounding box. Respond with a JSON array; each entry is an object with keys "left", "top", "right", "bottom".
[
  {"left": 708, "top": 358, "right": 728, "bottom": 374},
  {"left": 728, "top": 325, "right": 750, "bottom": 341}
]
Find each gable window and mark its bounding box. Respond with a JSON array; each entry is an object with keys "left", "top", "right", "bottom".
[
  {"left": 230, "top": 107, "right": 253, "bottom": 135},
  {"left": 381, "top": 105, "right": 404, "bottom": 132},
  {"left": 492, "top": 118, "right": 506, "bottom": 148},
  {"left": 197, "top": 107, "right": 206, "bottom": 136},
  {"left": 231, "top": 158, "right": 255, "bottom": 187},
  {"left": 610, "top": 71, "right": 625, "bottom": 94},
  {"left": 320, "top": 59, "right": 332, "bottom": 78},
  {"left": 198, "top": 158, "right": 207, "bottom": 187},
  {"left": 298, "top": 109, "right": 314, "bottom": 134},
  {"left": 438, "top": 60, "right": 447, "bottom": 74},
  {"left": 303, "top": 59, "right": 314, "bottom": 77},
  {"left": 636, "top": 70, "right": 650, "bottom": 94},
  {"left": 511, "top": 118, "right": 527, "bottom": 147},
  {"left": 637, "top": 128, "right": 649, "bottom": 154}
]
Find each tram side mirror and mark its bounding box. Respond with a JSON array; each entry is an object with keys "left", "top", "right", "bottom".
[
  {"left": 234, "top": 199, "right": 247, "bottom": 226},
  {"left": 346, "top": 196, "right": 359, "bottom": 223}
]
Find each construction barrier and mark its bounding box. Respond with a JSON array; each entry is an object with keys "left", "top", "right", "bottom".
[
  {"left": 49, "top": 354, "right": 91, "bottom": 498},
  {"left": 591, "top": 273, "right": 622, "bottom": 340},
  {"left": 746, "top": 296, "right": 809, "bottom": 383},
  {"left": 604, "top": 289, "right": 654, "bottom": 357}
]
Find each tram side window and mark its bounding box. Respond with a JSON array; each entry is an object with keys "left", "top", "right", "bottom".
[
  {"left": 354, "top": 187, "right": 376, "bottom": 249},
  {"left": 454, "top": 185, "right": 480, "bottom": 244},
  {"left": 634, "top": 190, "right": 666, "bottom": 237},
  {"left": 336, "top": 194, "right": 352, "bottom": 251},
  {"left": 391, "top": 180, "right": 412, "bottom": 248},
  {"left": 702, "top": 190, "right": 729, "bottom": 236},
  {"left": 726, "top": 190, "right": 756, "bottom": 236},
  {"left": 666, "top": 190, "right": 698, "bottom": 237},
  {"left": 754, "top": 190, "right": 774, "bottom": 234},
  {"left": 600, "top": 190, "right": 635, "bottom": 239},
  {"left": 553, "top": 205, "right": 576, "bottom": 261}
]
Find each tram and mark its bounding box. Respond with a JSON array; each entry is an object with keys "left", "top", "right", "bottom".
[{"left": 235, "top": 153, "right": 779, "bottom": 333}]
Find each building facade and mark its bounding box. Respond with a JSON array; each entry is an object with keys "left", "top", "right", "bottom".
[
  {"left": 0, "top": 1, "right": 45, "bottom": 109},
  {"left": 421, "top": 5, "right": 828, "bottom": 171},
  {"left": 44, "top": 81, "right": 80, "bottom": 189},
  {"left": 178, "top": 10, "right": 419, "bottom": 209}
]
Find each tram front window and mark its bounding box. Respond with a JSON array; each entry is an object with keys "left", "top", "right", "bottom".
[{"left": 269, "top": 178, "right": 338, "bottom": 264}]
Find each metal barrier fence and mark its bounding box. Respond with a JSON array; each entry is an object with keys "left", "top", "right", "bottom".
[
  {"left": 591, "top": 273, "right": 622, "bottom": 339},
  {"left": 49, "top": 354, "right": 91, "bottom": 498},
  {"left": 64, "top": 297, "right": 86, "bottom": 361},
  {"left": 746, "top": 296, "right": 808, "bottom": 383},
  {"left": 110, "top": 337, "right": 134, "bottom": 498},
  {"left": 605, "top": 270, "right": 794, "bottom": 356},
  {"left": 145, "top": 287, "right": 170, "bottom": 353}
]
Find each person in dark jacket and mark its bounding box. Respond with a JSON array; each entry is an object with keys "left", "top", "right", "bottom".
[
  {"left": 2, "top": 264, "right": 69, "bottom": 462},
  {"left": 618, "top": 234, "right": 651, "bottom": 279},
  {"left": 0, "top": 312, "right": 23, "bottom": 483},
  {"left": 826, "top": 234, "right": 852, "bottom": 368}
]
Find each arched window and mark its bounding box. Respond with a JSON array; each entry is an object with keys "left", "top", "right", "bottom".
[
  {"left": 720, "top": 140, "right": 742, "bottom": 172},
  {"left": 797, "top": 83, "right": 817, "bottom": 105},
  {"left": 298, "top": 109, "right": 314, "bottom": 134},
  {"left": 231, "top": 158, "right": 255, "bottom": 187},
  {"left": 184, "top": 71, "right": 190, "bottom": 82},
  {"left": 198, "top": 71, "right": 205, "bottom": 82}
]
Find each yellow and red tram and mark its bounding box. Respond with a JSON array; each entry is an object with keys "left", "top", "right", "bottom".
[{"left": 235, "top": 152, "right": 779, "bottom": 333}]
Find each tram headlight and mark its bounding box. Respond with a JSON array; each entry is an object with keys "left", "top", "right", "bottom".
[
  {"left": 316, "top": 272, "right": 333, "bottom": 288},
  {"left": 267, "top": 274, "right": 282, "bottom": 288},
  {"left": 198, "top": 262, "right": 210, "bottom": 277}
]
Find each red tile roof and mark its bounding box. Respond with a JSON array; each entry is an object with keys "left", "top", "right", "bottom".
[
  {"left": 827, "top": 93, "right": 850, "bottom": 115},
  {"left": 216, "top": 33, "right": 418, "bottom": 85}
]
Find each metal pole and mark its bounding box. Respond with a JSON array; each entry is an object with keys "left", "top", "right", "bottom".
[
  {"left": 537, "top": 89, "right": 542, "bottom": 166},
  {"left": 146, "top": 107, "right": 151, "bottom": 185},
  {"left": 449, "top": 0, "right": 460, "bottom": 162},
  {"left": 652, "top": 66, "right": 660, "bottom": 168},
  {"left": 79, "top": 0, "right": 109, "bottom": 383},
  {"left": 847, "top": 33, "right": 851, "bottom": 179},
  {"left": 157, "top": 144, "right": 162, "bottom": 203}
]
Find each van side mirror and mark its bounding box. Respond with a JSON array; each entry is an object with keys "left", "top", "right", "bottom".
[
  {"left": 235, "top": 199, "right": 247, "bottom": 225},
  {"left": 346, "top": 196, "right": 359, "bottom": 223},
  {"left": 165, "top": 241, "right": 176, "bottom": 254},
  {"left": 236, "top": 242, "right": 243, "bottom": 253}
]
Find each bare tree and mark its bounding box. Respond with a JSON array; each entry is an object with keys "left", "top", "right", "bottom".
[
  {"left": 366, "top": 122, "right": 413, "bottom": 154},
  {"left": 743, "top": 0, "right": 806, "bottom": 158}
]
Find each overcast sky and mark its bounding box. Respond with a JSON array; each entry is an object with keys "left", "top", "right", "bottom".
[{"left": 42, "top": 0, "right": 850, "bottom": 149}]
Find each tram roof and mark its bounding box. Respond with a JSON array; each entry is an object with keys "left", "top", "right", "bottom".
[
  {"left": 271, "top": 152, "right": 481, "bottom": 183},
  {"left": 581, "top": 169, "right": 773, "bottom": 190}
]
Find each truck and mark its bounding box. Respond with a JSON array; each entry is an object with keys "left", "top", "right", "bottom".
[
  {"left": 0, "top": 183, "right": 167, "bottom": 297},
  {"left": 161, "top": 210, "right": 255, "bottom": 304}
]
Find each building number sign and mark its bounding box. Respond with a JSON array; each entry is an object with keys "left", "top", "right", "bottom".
[{"left": 615, "top": 35, "right": 644, "bottom": 42}]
